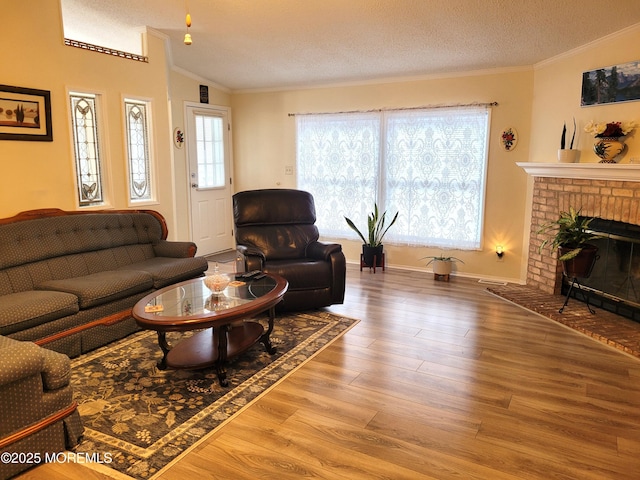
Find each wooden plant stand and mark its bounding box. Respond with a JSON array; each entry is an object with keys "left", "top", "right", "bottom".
[{"left": 360, "top": 253, "right": 385, "bottom": 273}]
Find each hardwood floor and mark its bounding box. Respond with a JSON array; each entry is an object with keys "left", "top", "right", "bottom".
[{"left": 19, "top": 265, "right": 640, "bottom": 479}]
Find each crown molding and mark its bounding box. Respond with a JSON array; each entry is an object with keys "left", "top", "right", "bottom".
[{"left": 534, "top": 22, "right": 640, "bottom": 70}]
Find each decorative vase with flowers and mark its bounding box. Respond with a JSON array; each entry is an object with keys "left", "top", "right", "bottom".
[{"left": 584, "top": 120, "right": 637, "bottom": 163}]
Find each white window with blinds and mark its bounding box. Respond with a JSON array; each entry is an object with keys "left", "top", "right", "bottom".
[{"left": 296, "top": 106, "right": 491, "bottom": 249}]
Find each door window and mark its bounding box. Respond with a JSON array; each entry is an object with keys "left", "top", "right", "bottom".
[{"left": 195, "top": 115, "right": 225, "bottom": 189}]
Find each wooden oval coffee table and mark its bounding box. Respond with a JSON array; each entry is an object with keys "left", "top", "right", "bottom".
[{"left": 132, "top": 273, "right": 288, "bottom": 386}]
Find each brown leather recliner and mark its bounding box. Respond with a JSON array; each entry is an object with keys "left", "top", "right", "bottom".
[{"left": 233, "top": 189, "right": 346, "bottom": 311}]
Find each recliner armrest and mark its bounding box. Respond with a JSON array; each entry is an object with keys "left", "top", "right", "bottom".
[
  {"left": 236, "top": 244, "right": 266, "bottom": 261},
  {"left": 236, "top": 245, "right": 266, "bottom": 271},
  {"left": 306, "top": 241, "right": 342, "bottom": 261}
]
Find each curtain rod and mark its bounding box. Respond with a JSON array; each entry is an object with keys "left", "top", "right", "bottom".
[{"left": 287, "top": 101, "right": 498, "bottom": 117}]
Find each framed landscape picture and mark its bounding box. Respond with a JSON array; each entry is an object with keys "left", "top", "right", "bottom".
[
  {"left": 581, "top": 60, "right": 640, "bottom": 107},
  {"left": 0, "top": 84, "right": 53, "bottom": 141}
]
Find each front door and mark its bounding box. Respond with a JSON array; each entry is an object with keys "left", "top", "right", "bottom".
[{"left": 185, "top": 103, "right": 234, "bottom": 255}]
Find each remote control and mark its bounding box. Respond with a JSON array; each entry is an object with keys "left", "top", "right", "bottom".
[
  {"left": 253, "top": 273, "right": 267, "bottom": 280},
  {"left": 241, "top": 270, "right": 261, "bottom": 279}
]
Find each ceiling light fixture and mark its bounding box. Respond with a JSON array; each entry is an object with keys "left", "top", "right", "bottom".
[{"left": 184, "top": 1, "right": 192, "bottom": 45}]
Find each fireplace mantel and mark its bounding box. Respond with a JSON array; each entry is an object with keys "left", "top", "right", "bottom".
[{"left": 517, "top": 162, "right": 640, "bottom": 182}]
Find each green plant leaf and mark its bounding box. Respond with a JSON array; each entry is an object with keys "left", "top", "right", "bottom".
[
  {"left": 537, "top": 207, "right": 600, "bottom": 256},
  {"left": 344, "top": 216, "right": 368, "bottom": 245},
  {"left": 344, "top": 203, "right": 399, "bottom": 246}
]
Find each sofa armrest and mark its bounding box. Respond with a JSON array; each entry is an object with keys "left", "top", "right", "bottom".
[
  {"left": 153, "top": 240, "right": 198, "bottom": 258},
  {"left": 40, "top": 348, "right": 71, "bottom": 390},
  {"left": 0, "top": 338, "right": 70, "bottom": 391},
  {"left": 306, "top": 241, "right": 342, "bottom": 261},
  {"left": 0, "top": 340, "right": 44, "bottom": 387}
]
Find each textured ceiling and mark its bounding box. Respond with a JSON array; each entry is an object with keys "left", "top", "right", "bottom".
[{"left": 60, "top": 0, "right": 640, "bottom": 91}]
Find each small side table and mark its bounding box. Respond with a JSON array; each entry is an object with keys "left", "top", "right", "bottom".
[{"left": 360, "top": 253, "right": 385, "bottom": 273}]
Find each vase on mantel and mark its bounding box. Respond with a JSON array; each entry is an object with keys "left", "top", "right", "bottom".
[
  {"left": 593, "top": 136, "right": 626, "bottom": 163},
  {"left": 557, "top": 149, "right": 578, "bottom": 163}
]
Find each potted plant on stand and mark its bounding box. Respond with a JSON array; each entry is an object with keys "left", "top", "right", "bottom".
[
  {"left": 345, "top": 204, "right": 398, "bottom": 271},
  {"left": 537, "top": 206, "right": 600, "bottom": 279},
  {"left": 421, "top": 254, "right": 464, "bottom": 281},
  {"left": 557, "top": 118, "right": 578, "bottom": 163}
]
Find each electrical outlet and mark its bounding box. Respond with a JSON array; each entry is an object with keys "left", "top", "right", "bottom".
[{"left": 285, "top": 165, "right": 294, "bottom": 175}]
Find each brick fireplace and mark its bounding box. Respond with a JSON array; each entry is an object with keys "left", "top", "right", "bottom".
[{"left": 519, "top": 163, "right": 640, "bottom": 296}]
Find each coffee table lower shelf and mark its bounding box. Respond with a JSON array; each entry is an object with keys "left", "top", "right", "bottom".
[{"left": 159, "top": 321, "right": 276, "bottom": 386}]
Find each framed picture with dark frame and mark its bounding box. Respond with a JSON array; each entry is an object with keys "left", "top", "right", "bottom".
[
  {"left": 0, "top": 84, "right": 53, "bottom": 141},
  {"left": 581, "top": 60, "right": 640, "bottom": 107}
]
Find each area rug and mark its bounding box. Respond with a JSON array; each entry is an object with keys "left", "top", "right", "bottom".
[{"left": 70, "top": 311, "right": 359, "bottom": 479}]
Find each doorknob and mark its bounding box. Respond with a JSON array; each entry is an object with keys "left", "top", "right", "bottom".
[{"left": 191, "top": 183, "right": 198, "bottom": 188}]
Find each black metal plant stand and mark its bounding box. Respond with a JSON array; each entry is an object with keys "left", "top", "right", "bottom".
[
  {"left": 558, "top": 252, "right": 599, "bottom": 314},
  {"left": 559, "top": 277, "right": 595, "bottom": 314}
]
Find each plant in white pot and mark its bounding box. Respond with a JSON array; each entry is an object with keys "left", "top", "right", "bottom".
[
  {"left": 344, "top": 204, "right": 398, "bottom": 268},
  {"left": 557, "top": 118, "right": 578, "bottom": 163},
  {"left": 421, "top": 254, "right": 464, "bottom": 280}
]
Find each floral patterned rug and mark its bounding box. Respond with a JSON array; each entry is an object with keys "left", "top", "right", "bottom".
[{"left": 71, "top": 311, "right": 358, "bottom": 479}]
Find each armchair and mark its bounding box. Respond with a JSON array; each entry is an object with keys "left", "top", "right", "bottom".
[
  {"left": 0, "top": 336, "right": 83, "bottom": 479},
  {"left": 233, "top": 189, "right": 346, "bottom": 311}
]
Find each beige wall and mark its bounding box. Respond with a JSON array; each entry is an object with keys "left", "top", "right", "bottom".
[
  {"left": 231, "top": 71, "right": 534, "bottom": 282},
  {"left": 530, "top": 24, "right": 640, "bottom": 164},
  {"left": 3, "top": 1, "right": 639, "bottom": 282},
  {"left": 0, "top": 1, "right": 229, "bottom": 242},
  {"left": 1, "top": 0, "right": 177, "bottom": 229},
  {"left": 230, "top": 24, "right": 640, "bottom": 282},
  {"left": 523, "top": 24, "right": 640, "bottom": 280}
]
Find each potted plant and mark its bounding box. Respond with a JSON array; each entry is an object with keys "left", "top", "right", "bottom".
[
  {"left": 537, "top": 207, "right": 600, "bottom": 278},
  {"left": 557, "top": 118, "right": 578, "bottom": 163},
  {"left": 345, "top": 204, "right": 398, "bottom": 267},
  {"left": 421, "top": 254, "right": 464, "bottom": 278}
]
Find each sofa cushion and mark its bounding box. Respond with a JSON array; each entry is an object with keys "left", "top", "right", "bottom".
[
  {"left": 36, "top": 270, "right": 154, "bottom": 309},
  {"left": 118, "top": 256, "right": 208, "bottom": 289},
  {"left": 0, "top": 291, "right": 79, "bottom": 336}
]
